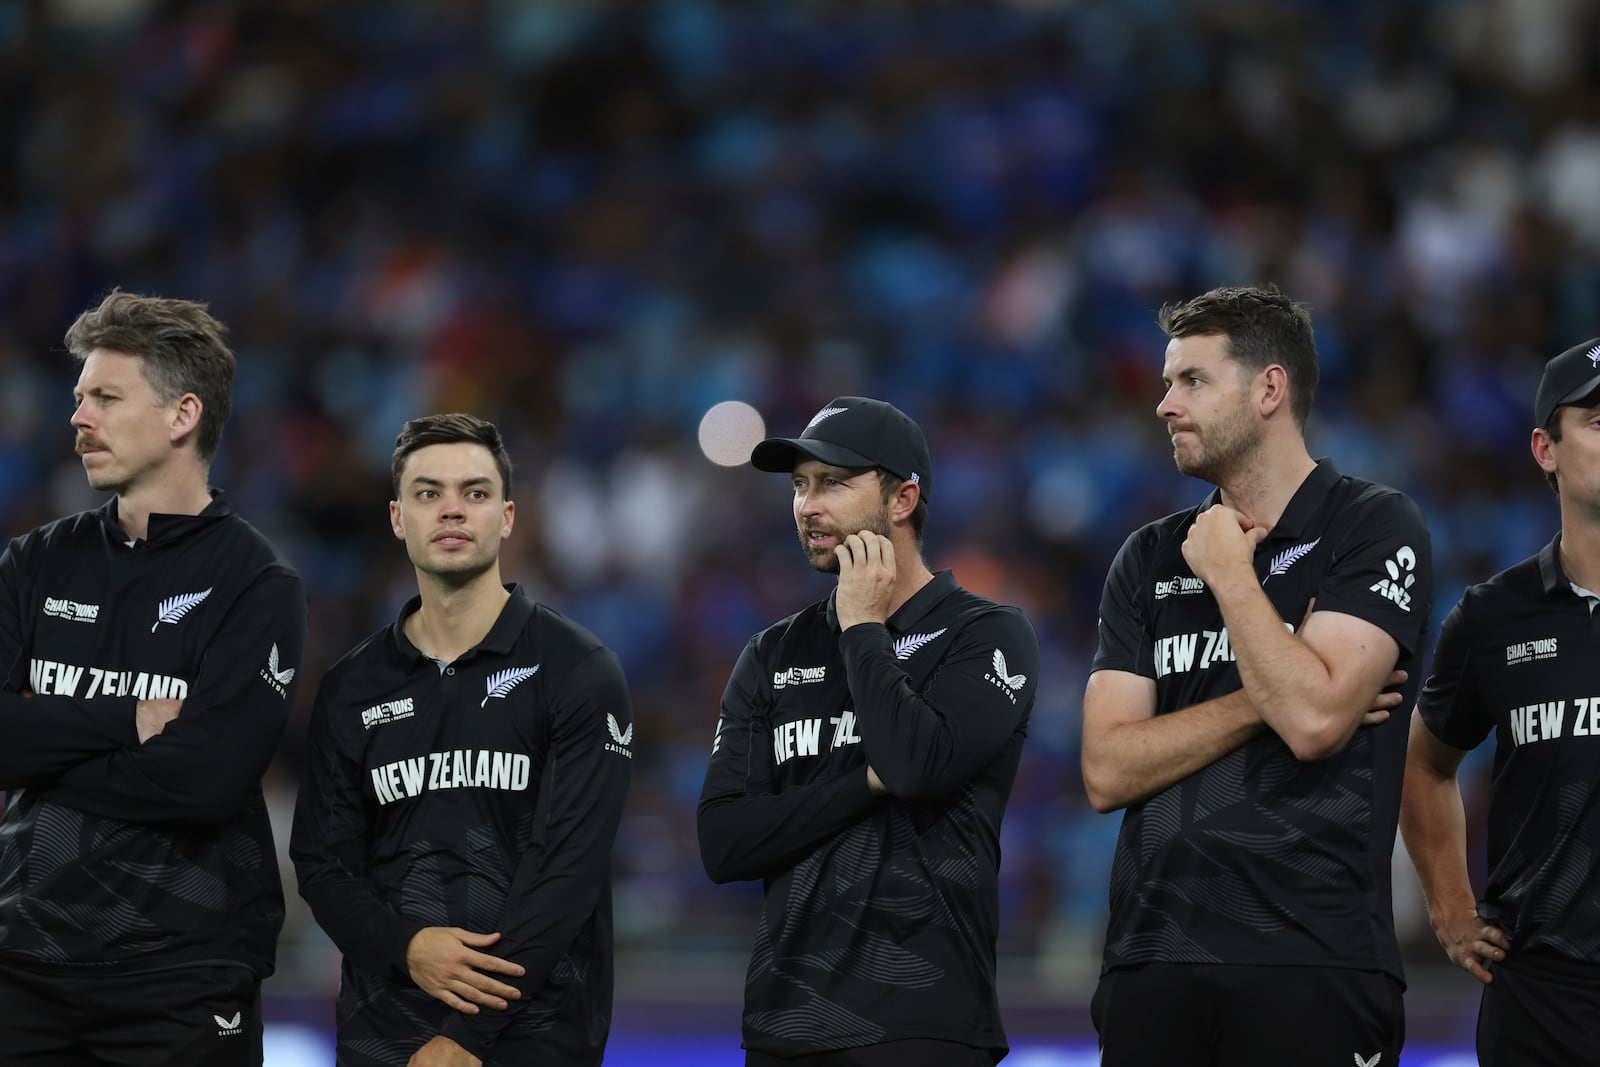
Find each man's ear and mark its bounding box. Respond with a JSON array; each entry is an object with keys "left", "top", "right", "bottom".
[{"left": 169, "top": 393, "right": 203, "bottom": 446}]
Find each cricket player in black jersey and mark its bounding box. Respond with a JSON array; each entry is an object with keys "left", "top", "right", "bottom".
[
  {"left": 291, "top": 413, "right": 632, "bottom": 1067},
  {"left": 0, "top": 290, "right": 307, "bottom": 1065},
  {"left": 1400, "top": 337, "right": 1600, "bottom": 1066},
  {"left": 1081, "top": 285, "right": 1433, "bottom": 1067},
  {"left": 698, "top": 396, "right": 1039, "bottom": 1067}
]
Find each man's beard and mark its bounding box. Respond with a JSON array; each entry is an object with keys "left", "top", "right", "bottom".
[
  {"left": 1173, "top": 403, "right": 1255, "bottom": 484},
  {"left": 798, "top": 502, "right": 894, "bottom": 574}
]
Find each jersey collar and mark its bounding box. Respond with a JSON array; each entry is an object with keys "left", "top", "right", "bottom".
[
  {"left": 99, "top": 490, "right": 233, "bottom": 545},
  {"left": 389, "top": 583, "right": 537, "bottom": 665},
  {"left": 824, "top": 569, "right": 958, "bottom": 633},
  {"left": 1203, "top": 457, "right": 1342, "bottom": 542},
  {"left": 1537, "top": 533, "right": 1592, "bottom": 600}
]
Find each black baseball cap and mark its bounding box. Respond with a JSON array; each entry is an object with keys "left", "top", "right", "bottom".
[
  {"left": 751, "top": 396, "right": 932, "bottom": 501},
  {"left": 1535, "top": 337, "right": 1600, "bottom": 428}
]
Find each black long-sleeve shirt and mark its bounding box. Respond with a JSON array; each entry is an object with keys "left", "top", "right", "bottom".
[
  {"left": 698, "top": 570, "right": 1037, "bottom": 1059},
  {"left": 291, "top": 586, "right": 632, "bottom": 1066},
  {"left": 0, "top": 494, "right": 307, "bottom": 977}
]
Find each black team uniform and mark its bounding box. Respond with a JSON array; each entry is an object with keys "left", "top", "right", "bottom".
[
  {"left": 291, "top": 585, "right": 632, "bottom": 1067},
  {"left": 1417, "top": 536, "right": 1600, "bottom": 1065},
  {"left": 0, "top": 495, "right": 307, "bottom": 1065},
  {"left": 1090, "top": 461, "right": 1432, "bottom": 1066},
  {"left": 699, "top": 571, "right": 1038, "bottom": 1065}
]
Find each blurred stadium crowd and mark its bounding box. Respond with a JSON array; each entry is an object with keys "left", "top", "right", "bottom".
[{"left": 3, "top": 0, "right": 1598, "bottom": 1002}]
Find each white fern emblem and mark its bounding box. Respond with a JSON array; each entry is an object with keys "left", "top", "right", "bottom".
[
  {"left": 607, "top": 713, "right": 633, "bottom": 745},
  {"left": 266, "top": 643, "right": 295, "bottom": 686},
  {"left": 151, "top": 587, "right": 212, "bottom": 632},
  {"left": 481, "top": 665, "right": 539, "bottom": 707},
  {"left": 991, "top": 648, "right": 1027, "bottom": 690},
  {"left": 1263, "top": 538, "right": 1321, "bottom": 583},
  {"left": 805, "top": 405, "right": 847, "bottom": 430},
  {"left": 894, "top": 628, "right": 947, "bottom": 660},
  {"left": 1587, "top": 342, "right": 1600, "bottom": 367}
]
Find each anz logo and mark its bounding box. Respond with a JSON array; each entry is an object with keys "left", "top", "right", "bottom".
[{"left": 1369, "top": 546, "right": 1417, "bottom": 612}]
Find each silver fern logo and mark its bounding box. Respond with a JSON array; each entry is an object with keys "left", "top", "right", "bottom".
[
  {"left": 805, "top": 405, "right": 847, "bottom": 430},
  {"left": 481, "top": 666, "right": 539, "bottom": 707},
  {"left": 894, "top": 628, "right": 947, "bottom": 660},
  {"left": 1262, "top": 538, "right": 1321, "bottom": 583},
  {"left": 1588, "top": 342, "right": 1600, "bottom": 367},
  {"left": 151, "top": 588, "right": 211, "bottom": 631}
]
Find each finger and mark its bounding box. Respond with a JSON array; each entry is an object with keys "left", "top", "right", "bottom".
[
  {"left": 463, "top": 971, "right": 523, "bottom": 999},
  {"left": 1463, "top": 956, "right": 1494, "bottom": 985},
  {"left": 1360, "top": 710, "right": 1390, "bottom": 727},
  {"left": 1386, "top": 668, "right": 1407, "bottom": 688},
  {"left": 453, "top": 929, "right": 502, "bottom": 947},
  {"left": 438, "top": 989, "right": 481, "bottom": 1014},
  {"left": 454, "top": 983, "right": 509, "bottom": 1011},
  {"left": 1481, "top": 927, "right": 1511, "bottom": 952},
  {"left": 1248, "top": 525, "right": 1269, "bottom": 545},
  {"left": 840, "top": 534, "right": 864, "bottom": 567},
  {"left": 465, "top": 950, "right": 526, "bottom": 977},
  {"left": 878, "top": 538, "right": 895, "bottom": 571}
]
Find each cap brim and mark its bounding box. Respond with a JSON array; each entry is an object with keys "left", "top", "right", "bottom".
[
  {"left": 751, "top": 437, "right": 880, "bottom": 473},
  {"left": 1557, "top": 374, "right": 1600, "bottom": 411}
]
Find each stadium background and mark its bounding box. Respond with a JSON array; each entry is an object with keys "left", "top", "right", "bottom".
[{"left": 3, "top": 0, "right": 1597, "bottom": 1062}]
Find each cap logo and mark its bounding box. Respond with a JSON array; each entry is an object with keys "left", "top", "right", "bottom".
[
  {"left": 1588, "top": 342, "right": 1600, "bottom": 367},
  {"left": 909, "top": 473, "right": 920, "bottom": 485},
  {"left": 806, "top": 406, "right": 847, "bottom": 430}
]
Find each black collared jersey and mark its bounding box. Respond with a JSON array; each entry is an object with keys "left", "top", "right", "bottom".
[
  {"left": 0, "top": 494, "right": 307, "bottom": 977},
  {"left": 290, "top": 586, "right": 632, "bottom": 1067},
  {"left": 1091, "top": 460, "right": 1433, "bottom": 981},
  {"left": 697, "top": 569, "right": 1038, "bottom": 1059},
  {"left": 1417, "top": 535, "right": 1600, "bottom": 973}
]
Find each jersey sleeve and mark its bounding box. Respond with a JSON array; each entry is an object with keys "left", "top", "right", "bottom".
[
  {"left": 439, "top": 644, "right": 633, "bottom": 1059},
  {"left": 696, "top": 637, "right": 878, "bottom": 884},
  {"left": 33, "top": 569, "right": 307, "bottom": 823},
  {"left": 1305, "top": 490, "right": 1433, "bottom": 656},
  {"left": 1091, "top": 525, "right": 1156, "bottom": 678},
  {"left": 1416, "top": 597, "right": 1490, "bottom": 751},
  {"left": 0, "top": 535, "right": 139, "bottom": 788},
  {"left": 837, "top": 607, "right": 1037, "bottom": 802},
  {"left": 289, "top": 669, "right": 429, "bottom": 980}
]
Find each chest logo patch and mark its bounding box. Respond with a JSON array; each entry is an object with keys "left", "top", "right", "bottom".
[
  {"left": 1263, "top": 538, "right": 1320, "bottom": 583},
  {"left": 773, "top": 666, "right": 827, "bottom": 689},
  {"left": 43, "top": 597, "right": 99, "bottom": 623},
  {"left": 481, "top": 665, "right": 539, "bottom": 707},
  {"left": 152, "top": 587, "right": 211, "bottom": 631},
  {"left": 1505, "top": 638, "right": 1558, "bottom": 666},
  {"left": 894, "top": 628, "right": 947, "bottom": 659}
]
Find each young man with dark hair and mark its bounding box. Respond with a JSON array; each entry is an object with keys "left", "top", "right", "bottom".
[
  {"left": 292, "top": 412, "right": 633, "bottom": 1067},
  {"left": 0, "top": 289, "right": 308, "bottom": 1065},
  {"left": 699, "top": 396, "right": 1038, "bottom": 1066},
  {"left": 1401, "top": 337, "right": 1600, "bottom": 1066},
  {"left": 1082, "top": 285, "right": 1432, "bottom": 1066}
]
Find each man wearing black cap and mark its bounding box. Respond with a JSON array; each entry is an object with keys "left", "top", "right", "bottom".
[
  {"left": 698, "top": 396, "right": 1039, "bottom": 1067},
  {"left": 1401, "top": 337, "right": 1600, "bottom": 1066},
  {"left": 1082, "top": 285, "right": 1431, "bottom": 1067}
]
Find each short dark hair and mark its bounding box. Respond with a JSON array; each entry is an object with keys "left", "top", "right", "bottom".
[
  {"left": 391, "top": 413, "right": 513, "bottom": 499},
  {"left": 1157, "top": 284, "right": 1319, "bottom": 429},
  {"left": 64, "top": 290, "right": 235, "bottom": 461},
  {"left": 877, "top": 469, "right": 927, "bottom": 543}
]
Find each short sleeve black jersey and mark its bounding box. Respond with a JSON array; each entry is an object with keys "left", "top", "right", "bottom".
[
  {"left": 290, "top": 586, "right": 633, "bottom": 1067},
  {"left": 697, "top": 570, "right": 1038, "bottom": 1058},
  {"left": 1417, "top": 536, "right": 1600, "bottom": 973},
  {"left": 1091, "top": 460, "right": 1433, "bottom": 982},
  {"left": 0, "top": 495, "right": 307, "bottom": 977}
]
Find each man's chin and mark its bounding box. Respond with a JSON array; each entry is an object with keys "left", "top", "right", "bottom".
[{"left": 806, "top": 550, "right": 840, "bottom": 575}]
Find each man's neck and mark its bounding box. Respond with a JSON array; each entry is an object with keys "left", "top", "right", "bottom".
[
  {"left": 1215, "top": 438, "right": 1318, "bottom": 536},
  {"left": 1557, "top": 511, "right": 1600, "bottom": 594},
  {"left": 885, "top": 539, "right": 936, "bottom": 618},
  {"left": 115, "top": 472, "right": 214, "bottom": 542},
  {"left": 404, "top": 569, "right": 512, "bottom": 665}
]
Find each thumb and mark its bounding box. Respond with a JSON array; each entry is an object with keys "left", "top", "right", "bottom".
[{"left": 1248, "top": 526, "right": 1269, "bottom": 545}]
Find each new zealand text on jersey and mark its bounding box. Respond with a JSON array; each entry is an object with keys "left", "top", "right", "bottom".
[
  {"left": 772, "top": 711, "right": 861, "bottom": 765},
  {"left": 370, "top": 748, "right": 531, "bottom": 805},
  {"left": 29, "top": 657, "right": 188, "bottom": 700},
  {"left": 1507, "top": 696, "right": 1600, "bottom": 747}
]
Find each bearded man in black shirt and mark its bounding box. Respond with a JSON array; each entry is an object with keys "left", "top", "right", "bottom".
[
  {"left": 1082, "top": 285, "right": 1432, "bottom": 1067},
  {"left": 699, "top": 396, "right": 1039, "bottom": 1067}
]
